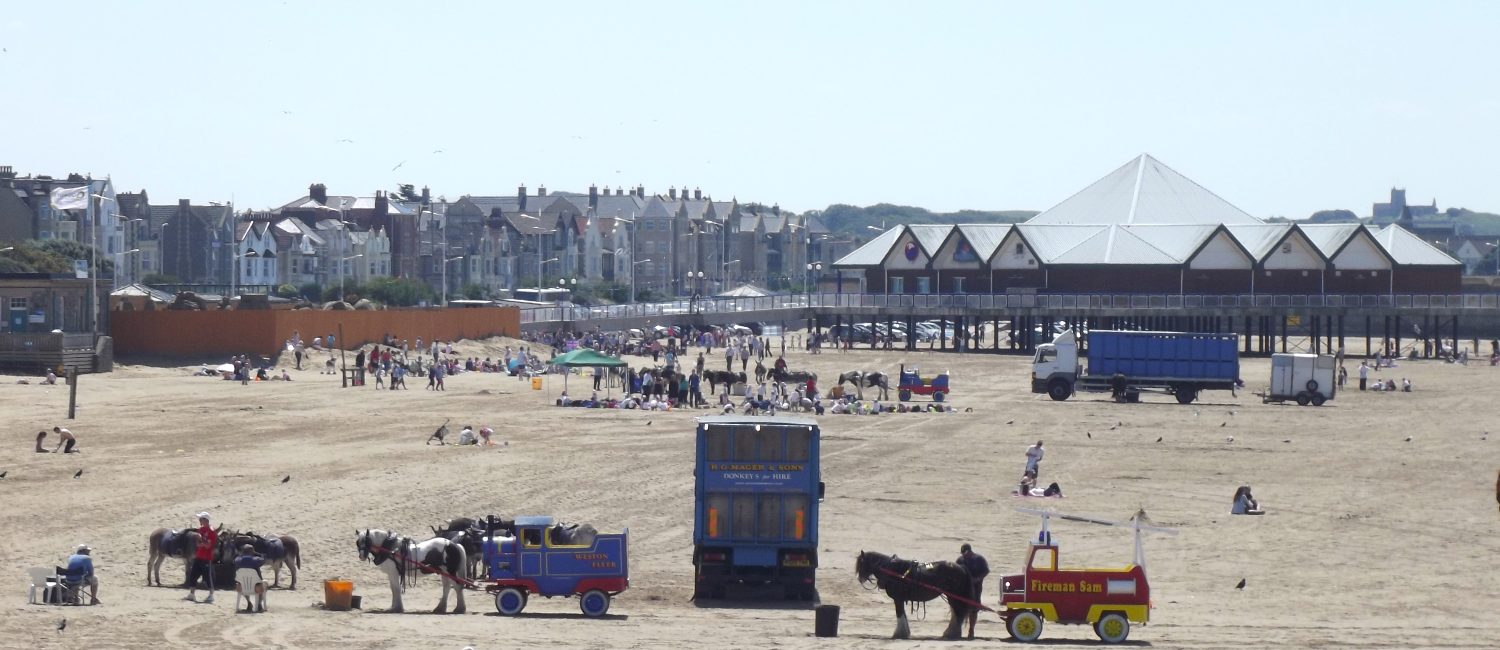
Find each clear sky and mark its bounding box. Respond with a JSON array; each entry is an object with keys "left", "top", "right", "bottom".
[{"left": 1, "top": 2, "right": 1496, "bottom": 219}]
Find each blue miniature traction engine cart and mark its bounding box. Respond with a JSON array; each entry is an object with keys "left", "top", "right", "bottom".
[
  {"left": 898, "top": 364, "right": 950, "bottom": 402},
  {"left": 480, "top": 516, "right": 629, "bottom": 617}
]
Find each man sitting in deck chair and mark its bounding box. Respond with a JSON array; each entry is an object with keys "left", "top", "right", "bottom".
[{"left": 234, "top": 544, "right": 268, "bottom": 613}]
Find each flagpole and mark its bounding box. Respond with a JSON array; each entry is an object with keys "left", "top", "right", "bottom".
[{"left": 89, "top": 186, "right": 98, "bottom": 335}]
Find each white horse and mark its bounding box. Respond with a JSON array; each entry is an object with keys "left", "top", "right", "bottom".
[{"left": 354, "top": 529, "right": 467, "bottom": 614}]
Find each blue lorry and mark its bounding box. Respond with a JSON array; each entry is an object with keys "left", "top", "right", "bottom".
[
  {"left": 1032, "top": 329, "right": 1240, "bottom": 404},
  {"left": 693, "top": 416, "right": 822, "bottom": 600}
]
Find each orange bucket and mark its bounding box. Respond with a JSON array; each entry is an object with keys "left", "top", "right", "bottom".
[{"left": 324, "top": 580, "right": 353, "bottom": 610}]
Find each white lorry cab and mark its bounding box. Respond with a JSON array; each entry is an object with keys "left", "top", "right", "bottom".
[{"left": 1031, "top": 330, "right": 1082, "bottom": 401}]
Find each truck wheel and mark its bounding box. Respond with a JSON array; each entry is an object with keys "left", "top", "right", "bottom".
[
  {"left": 1311, "top": 393, "right": 1326, "bottom": 406},
  {"left": 1295, "top": 393, "right": 1311, "bottom": 406},
  {"left": 494, "top": 587, "right": 527, "bottom": 615},
  {"left": 933, "top": 390, "right": 945, "bottom": 402},
  {"left": 1095, "top": 612, "right": 1131, "bottom": 643},
  {"left": 899, "top": 389, "right": 912, "bottom": 402},
  {"left": 1007, "top": 610, "right": 1044, "bottom": 642},
  {"left": 1047, "top": 379, "right": 1070, "bottom": 402},
  {"left": 579, "top": 589, "right": 611, "bottom": 617},
  {"left": 1175, "top": 387, "right": 1197, "bottom": 404},
  {"left": 1306, "top": 379, "right": 1319, "bottom": 392}
]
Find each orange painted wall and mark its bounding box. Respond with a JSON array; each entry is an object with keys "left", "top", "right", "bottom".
[{"left": 112, "top": 307, "right": 520, "bottom": 357}]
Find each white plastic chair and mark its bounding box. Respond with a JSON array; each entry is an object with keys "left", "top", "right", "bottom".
[
  {"left": 27, "top": 568, "right": 55, "bottom": 605},
  {"left": 235, "top": 568, "right": 267, "bottom": 612}
]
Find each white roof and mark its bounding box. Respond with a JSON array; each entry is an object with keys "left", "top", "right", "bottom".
[
  {"left": 1027, "top": 154, "right": 1262, "bottom": 226},
  {"left": 1375, "top": 225, "right": 1462, "bottom": 266},
  {"left": 716, "top": 283, "right": 770, "bottom": 297}
]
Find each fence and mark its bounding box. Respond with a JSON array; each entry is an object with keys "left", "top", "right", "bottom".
[
  {"left": 520, "top": 292, "right": 1500, "bottom": 325},
  {"left": 112, "top": 307, "right": 520, "bottom": 357},
  {"left": 0, "top": 333, "right": 101, "bottom": 373}
]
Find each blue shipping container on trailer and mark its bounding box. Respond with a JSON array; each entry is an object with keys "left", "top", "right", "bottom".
[
  {"left": 692, "top": 416, "right": 821, "bottom": 601},
  {"left": 1088, "top": 331, "right": 1240, "bottom": 381}
]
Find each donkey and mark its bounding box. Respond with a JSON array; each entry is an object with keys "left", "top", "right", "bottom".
[
  {"left": 855, "top": 550, "right": 974, "bottom": 640},
  {"left": 355, "top": 529, "right": 467, "bottom": 614},
  {"left": 231, "top": 531, "right": 302, "bottom": 589},
  {"left": 838, "top": 370, "right": 891, "bottom": 401},
  {"left": 147, "top": 525, "right": 225, "bottom": 587}
]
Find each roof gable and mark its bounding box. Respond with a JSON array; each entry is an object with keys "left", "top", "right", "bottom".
[
  {"left": 1261, "top": 227, "right": 1326, "bottom": 269},
  {"left": 1027, "top": 154, "right": 1261, "bottom": 226},
  {"left": 1329, "top": 226, "right": 1393, "bottom": 270},
  {"left": 1375, "top": 225, "right": 1462, "bottom": 266},
  {"left": 832, "top": 226, "right": 903, "bottom": 267}
]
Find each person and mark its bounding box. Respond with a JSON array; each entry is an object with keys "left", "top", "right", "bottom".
[
  {"left": 1358, "top": 361, "right": 1368, "bottom": 391},
  {"left": 478, "top": 426, "right": 493, "bottom": 445},
  {"left": 1337, "top": 365, "right": 1347, "bottom": 388},
  {"left": 1024, "top": 440, "right": 1044, "bottom": 475},
  {"left": 53, "top": 426, "right": 78, "bottom": 454},
  {"left": 373, "top": 366, "right": 386, "bottom": 389},
  {"left": 391, "top": 364, "right": 407, "bottom": 390},
  {"left": 434, "top": 362, "right": 446, "bottom": 391},
  {"left": 1231, "top": 486, "right": 1264, "bottom": 515},
  {"left": 42, "top": 369, "right": 57, "bottom": 385},
  {"left": 184, "top": 512, "right": 217, "bottom": 603},
  {"left": 36, "top": 430, "right": 49, "bottom": 453},
  {"left": 64, "top": 544, "right": 100, "bottom": 605},
  {"left": 956, "top": 543, "right": 989, "bottom": 638},
  {"left": 457, "top": 426, "right": 476, "bottom": 445},
  {"left": 1402, "top": 377, "right": 1412, "bottom": 392},
  {"left": 293, "top": 340, "right": 304, "bottom": 371},
  {"left": 233, "top": 544, "right": 266, "bottom": 613}
]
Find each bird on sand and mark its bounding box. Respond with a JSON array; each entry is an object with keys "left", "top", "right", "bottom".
[
  {"left": 1086, "top": 432, "right": 1092, "bottom": 439},
  {"left": 1221, "top": 422, "right": 1227, "bottom": 427},
  {"left": 281, "top": 475, "right": 290, "bottom": 484},
  {"left": 1283, "top": 439, "right": 1292, "bottom": 443},
  {"left": 1229, "top": 410, "right": 1237, "bottom": 417},
  {"left": 1484, "top": 430, "right": 1489, "bottom": 441},
  {"left": 0, "top": 471, "right": 6, "bottom": 478},
  {"left": 73, "top": 469, "right": 83, "bottom": 479},
  {"left": 1109, "top": 425, "right": 1117, "bottom": 431},
  {"left": 58, "top": 618, "right": 66, "bottom": 632},
  {"left": 1405, "top": 436, "right": 1413, "bottom": 442},
  {"left": 1117, "top": 421, "right": 1123, "bottom": 427},
  {"left": 646, "top": 421, "right": 652, "bottom": 426},
  {"left": 1156, "top": 437, "right": 1163, "bottom": 443},
  {"left": 1194, "top": 409, "right": 1201, "bottom": 417},
  {"left": 1235, "top": 579, "right": 1246, "bottom": 590},
  {"left": 1007, "top": 419, "right": 1014, "bottom": 425}
]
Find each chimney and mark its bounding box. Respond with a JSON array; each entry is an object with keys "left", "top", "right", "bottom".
[
  {"left": 374, "top": 190, "right": 389, "bottom": 215},
  {"left": 637, "top": 184, "right": 645, "bottom": 198},
  {"left": 518, "top": 184, "right": 527, "bottom": 211},
  {"left": 694, "top": 187, "right": 702, "bottom": 200},
  {"left": 602, "top": 187, "right": 611, "bottom": 197},
  {"left": 421, "top": 185, "right": 431, "bottom": 204},
  {"left": 772, "top": 203, "right": 780, "bottom": 216},
  {"left": 617, "top": 186, "right": 624, "bottom": 197},
  {"left": 0, "top": 165, "right": 13, "bottom": 187},
  {"left": 589, "top": 183, "right": 598, "bottom": 209},
  {"left": 538, "top": 184, "right": 547, "bottom": 197},
  {"left": 668, "top": 186, "right": 677, "bottom": 200},
  {"left": 310, "top": 183, "right": 328, "bottom": 205}
]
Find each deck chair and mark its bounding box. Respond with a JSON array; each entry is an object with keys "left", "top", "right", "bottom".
[
  {"left": 27, "top": 568, "right": 56, "bottom": 605},
  {"left": 235, "top": 568, "right": 267, "bottom": 612},
  {"left": 54, "top": 566, "right": 85, "bottom": 605}
]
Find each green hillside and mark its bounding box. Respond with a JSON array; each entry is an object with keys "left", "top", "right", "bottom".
[{"left": 805, "top": 203, "right": 1037, "bottom": 240}]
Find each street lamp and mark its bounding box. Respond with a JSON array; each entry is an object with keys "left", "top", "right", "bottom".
[
  {"left": 806, "top": 261, "right": 822, "bottom": 296},
  {"left": 518, "top": 215, "right": 557, "bottom": 291},
  {"left": 631, "top": 258, "right": 652, "bottom": 304},
  {"left": 442, "top": 255, "right": 464, "bottom": 306}
]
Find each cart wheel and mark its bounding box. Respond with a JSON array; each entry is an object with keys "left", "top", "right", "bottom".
[
  {"left": 1306, "top": 379, "right": 1319, "bottom": 392},
  {"left": 579, "top": 589, "right": 611, "bottom": 617},
  {"left": 1295, "top": 392, "right": 1311, "bottom": 406},
  {"left": 1311, "top": 392, "right": 1326, "bottom": 406},
  {"left": 1007, "top": 609, "right": 1044, "bottom": 642},
  {"left": 899, "top": 389, "right": 912, "bottom": 402},
  {"left": 1095, "top": 612, "right": 1131, "bottom": 644},
  {"left": 933, "top": 390, "right": 945, "bottom": 402},
  {"left": 494, "top": 587, "right": 527, "bottom": 615}
]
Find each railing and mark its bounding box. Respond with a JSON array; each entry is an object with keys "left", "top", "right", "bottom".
[{"left": 519, "top": 292, "right": 1500, "bottom": 324}]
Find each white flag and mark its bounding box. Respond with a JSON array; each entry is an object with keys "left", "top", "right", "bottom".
[{"left": 50, "top": 186, "right": 88, "bottom": 211}]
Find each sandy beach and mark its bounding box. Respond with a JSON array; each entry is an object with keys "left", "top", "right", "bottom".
[{"left": 3, "top": 336, "right": 1499, "bottom": 649}]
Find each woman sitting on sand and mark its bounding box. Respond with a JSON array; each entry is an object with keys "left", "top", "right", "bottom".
[
  {"left": 1231, "top": 486, "right": 1265, "bottom": 515},
  {"left": 1014, "top": 469, "right": 1063, "bottom": 497}
]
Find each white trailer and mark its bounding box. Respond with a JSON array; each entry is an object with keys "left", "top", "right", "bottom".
[{"left": 1264, "top": 353, "right": 1337, "bottom": 406}]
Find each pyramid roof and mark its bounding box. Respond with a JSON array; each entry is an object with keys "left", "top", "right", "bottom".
[{"left": 1027, "top": 154, "right": 1261, "bottom": 226}]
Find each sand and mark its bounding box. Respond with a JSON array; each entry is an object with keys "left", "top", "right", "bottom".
[{"left": 3, "top": 335, "right": 1499, "bottom": 649}]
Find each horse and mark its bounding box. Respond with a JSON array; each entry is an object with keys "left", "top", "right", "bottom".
[
  {"left": 838, "top": 371, "right": 891, "bottom": 401},
  {"left": 704, "top": 370, "right": 745, "bottom": 395},
  {"left": 430, "top": 517, "right": 505, "bottom": 580},
  {"left": 230, "top": 531, "right": 302, "bottom": 589},
  {"left": 754, "top": 360, "right": 767, "bottom": 384},
  {"left": 354, "top": 529, "right": 467, "bottom": 614},
  {"left": 772, "top": 368, "right": 817, "bottom": 385},
  {"left": 855, "top": 550, "right": 974, "bottom": 640},
  {"left": 146, "top": 525, "right": 225, "bottom": 587}
]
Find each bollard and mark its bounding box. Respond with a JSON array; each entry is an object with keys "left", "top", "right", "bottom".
[{"left": 815, "top": 604, "right": 840, "bottom": 637}]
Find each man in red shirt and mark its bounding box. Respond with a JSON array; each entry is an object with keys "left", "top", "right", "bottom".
[{"left": 184, "top": 512, "right": 217, "bottom": 603}]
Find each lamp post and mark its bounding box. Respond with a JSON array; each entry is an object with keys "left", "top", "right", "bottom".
[
  {"left": 518, "top": 215, "right": 556, "bottom": 291},
  {"left": 806, "top": 261, "right": 822, "bottom": 297},
  {"left": 631, "top": 258, "right": 652, "bottom": 304},
  {"left": 442, "top": 255, "right": 464, "bottom": 306}
]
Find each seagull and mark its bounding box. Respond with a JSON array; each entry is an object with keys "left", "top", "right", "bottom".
[
  {"left": 1006, "top": 419, "right": 1014, "bottom": 425},
  {"left": 0, "top": 471, "right": 6, "bottom": 478},
  {"left": 1235, "top": 579, "right": 1246, "bottom": 590},
  {"left": 1109, "top": 425, "right": 1117, "bottom": 431},
  {"left": 432, "top": 150, "right": 443, "bottom": 154},
  {"left": 1194, "top": 409, "right": 1201, "bottom": 417},
  {"left": 58, "top": 618, "right": 66, "bottom": 632},
  {"left": 1221, "top": 422, "right": 1227, "bottom": 427},
  {"left": 1117, "top": 421, "right": 1123, "bottom": 427},
  {"left": 1405, "top": 436, "right": 1412, "bottom": 442},
  {"left": 1226, "top": 436, "right": 1234, "bottom": 442},
  {"left": 646, "top": 421, "right": 652, "bottom": 426},
  {"left": 336, "top": 139, "right": 353, "bottom": 143},
  {"left": 1156, "top": 437, "right": 1163, "bottom": 443},
  {"left": 281, "top": 110, "right": 292, "bottom": 114},
  {"left": 281, "top": 475, "right": 290, "bottom": 484},
  {"left": 391, "top": 161, "right": 405, "bottom": 171},
  {"left": 1484, "top": 430, "right": 1489, "bottom": 441},
  {"left": 1086, "top": 432, "right": 1092, "bottom": 439},
  {"left": 1283, "top": 439, "right": 1292, "bottom": 443},
  {"left": 1229, "top": 410, "right": 1237, "bottom": 417},
  {"left": 73, "top": 469, "right": 83, "bottom": 479}
]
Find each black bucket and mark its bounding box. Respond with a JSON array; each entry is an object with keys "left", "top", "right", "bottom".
[{"left": 815, "top": 604, "right": 840, "bottom": 637}]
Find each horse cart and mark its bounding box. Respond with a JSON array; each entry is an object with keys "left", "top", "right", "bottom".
[
  {"left": 997, "top": 508, "right": 1177, "bottom": 644},
  {"left": 897, "top": 365, "right": 950, "bottom": 402},
  {"left": 480, "top": 516, "right": 629, "bottom": 617}
]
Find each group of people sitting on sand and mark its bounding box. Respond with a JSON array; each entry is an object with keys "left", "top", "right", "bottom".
[
  {"left": 1014, "top": 440, "right": 1064, "bottom": 498},
  {"left": 1368, "top": 377, "right": 1411, "bottom": 392}
]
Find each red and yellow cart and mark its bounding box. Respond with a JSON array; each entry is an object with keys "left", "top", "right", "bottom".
[{"left": 997, "top": 508, "right": 1177, "bottom": 644}]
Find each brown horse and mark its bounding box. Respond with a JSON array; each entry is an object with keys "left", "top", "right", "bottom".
[
  {"left": 230, "top": 531, "right": 302, "bottom": 589},
  {"left": 856, "top": 550, "right": 974, "bottom": 639},
  {"left": 147, "top": 525, "right": 224, "bottom": 587}
]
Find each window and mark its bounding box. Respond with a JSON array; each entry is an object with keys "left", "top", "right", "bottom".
[
  {"left": 754, "top": 428, "right": 781, "bottom": 461},
  {"left": 369, "top": 262, "right": 375, "bottom": 275},
  {"left": 917, "top": 277, "right": 931, "bottom": 294},
  {"left": 732, "top": 427, "right": 757, "bottom": 461},
  {"left": 644, "top": 220, "right": 654, "bottom": 231},
  {"left": 1015, "top": 243, "right": 1024, "bottom": 255},
  {"left": 705, "top": 426, "right": 732, "bottom": 461},
  {"left": 757, "top": 495, "right": 782, "bottom": 539},
  {"left": 643, "top": 241, "right": 655, "bottom": 254},
  {"left": 953, "top": 277, "right": 965, "bottom": 294},
  {"left": 10, "top": 298, "right": 26, "bottom": 311},
  {"left": 263, "top": 259, "right": 272, "bottom": 275},
  {"left": 1030, "top": 548, "right": 1055, "bottom": 570},
  {"left": 890, "top": 277, "right": 904, "bottom": 294},
  {"left": 732, "top": 495, "right": 756, "bottom": 538},
  {"left": 380, "top": 261, "right": 388, "bottom": 275},
  {"left": 1035, "top": 349, "right": 1056, "bottom": 363},
  {"left": 785, "top": 427, "right": 812, "bottom": 462},
  {"left": 304, "top": 259, "right": 313, "bottom": 273},
  {"left": 522, "top": 528, "right": 542, "bottom": 548}
]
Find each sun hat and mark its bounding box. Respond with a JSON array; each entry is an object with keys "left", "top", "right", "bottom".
[{"left": 196, "top": 511, "right": 211, "bottom": 520}]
